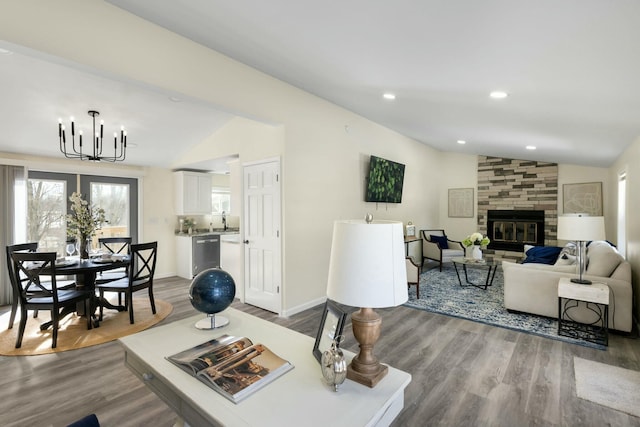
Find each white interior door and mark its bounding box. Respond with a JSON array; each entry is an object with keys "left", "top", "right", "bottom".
[{"left": 243, "top": 159, "right": 282, "bottom": 314}]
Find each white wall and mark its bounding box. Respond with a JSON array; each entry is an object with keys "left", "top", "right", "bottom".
[
  {"left": 610, "top": 136, "right": 640, "bottom": 321},
  {"left": 438, "top": 153, "right": 480, "bottom": 241}
]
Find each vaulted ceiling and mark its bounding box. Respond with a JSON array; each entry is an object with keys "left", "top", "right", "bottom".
[{"left": 2, "top": 1, "right": 640, "bottom": 169}]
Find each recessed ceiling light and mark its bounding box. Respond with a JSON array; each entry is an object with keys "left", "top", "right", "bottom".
[
  {"left": 0, "top": 48, "right": 13, "bottom": 55},
  {"left": 383, "top": 93, "right": 396, "bottom": 100},
  {"left": 489, "top": 91, "right": 508, "bottom": 99},
  {"left": 457, "top": 140, "right": 466, "bottom": 145},
  {"left": 169, "top": 96, "right": 182, "bottom": 102},
  {"left": 526, "top": 145, "right": 536, "bottom": 150}
]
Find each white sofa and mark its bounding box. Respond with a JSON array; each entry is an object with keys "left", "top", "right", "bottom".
[{"left": 502, "top": 241, "right": 632, "bottom": 332}]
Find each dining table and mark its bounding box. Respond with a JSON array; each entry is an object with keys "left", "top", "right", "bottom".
[{"left": 39, "top": 255, "right": 131, "bottom": 330}]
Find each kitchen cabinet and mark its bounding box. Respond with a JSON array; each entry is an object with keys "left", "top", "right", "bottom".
[
  {"left": 174, "top": 171, "right": 212, "bottom": 215},
  {"left": 220, "top": 233, "right": 243, "bottom": 294}
]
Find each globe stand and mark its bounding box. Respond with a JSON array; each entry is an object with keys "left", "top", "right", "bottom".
[{"left": 195, "top": 313, "right": 230, "bottom": 330}]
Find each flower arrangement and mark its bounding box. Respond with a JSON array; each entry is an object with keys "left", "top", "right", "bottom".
[
  {"left": 462, "top": 232, "right": 490, "bottom": 247},
  {"left": 66, "top": 192, "right": 106, "bottom": 257}
]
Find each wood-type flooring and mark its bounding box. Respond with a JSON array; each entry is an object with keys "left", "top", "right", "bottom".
[{"left": 1, "top": 275, "right": 640, "bottom": 426}]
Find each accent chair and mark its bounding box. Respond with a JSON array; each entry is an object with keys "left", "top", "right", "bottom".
[{"left": 420, "top": 229, "right": 465, "bottom": 271}]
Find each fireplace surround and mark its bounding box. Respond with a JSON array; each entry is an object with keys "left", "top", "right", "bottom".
[{"left": 487, "top": 210, "right": 545, "bottom": 252}]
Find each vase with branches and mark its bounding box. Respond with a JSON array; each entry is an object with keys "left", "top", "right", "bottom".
[{"left": 66, "top": 192, "right": 106, "bottom": 259}]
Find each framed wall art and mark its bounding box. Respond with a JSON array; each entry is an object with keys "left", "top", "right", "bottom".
[
  {"left": 313, "top": 299, "right": 347, "bottom": 363},
  {"left": 563, "top": 182, "right": 603, "bottom": 216},
  {"left": 448, "top": 188, "right": 474, "bottom": 218}
]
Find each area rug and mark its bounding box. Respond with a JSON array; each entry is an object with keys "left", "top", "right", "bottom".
[
  {"left": 574, "top": 356, "right": 640, "bottom": 417},
  {"left": 0, "top": 298, "right": 172, "bottom": 356},
  {"left": 404, "top": 263, "right": 604, "bottom": 349}
]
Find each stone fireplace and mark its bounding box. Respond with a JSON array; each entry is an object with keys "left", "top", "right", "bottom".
[{"left": 477, "top": 156, "right": 558, "bottom": 257}]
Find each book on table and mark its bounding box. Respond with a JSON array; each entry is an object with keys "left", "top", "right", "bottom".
[{"left": 166, "top": 334, "right": 294, "bottom": 403}]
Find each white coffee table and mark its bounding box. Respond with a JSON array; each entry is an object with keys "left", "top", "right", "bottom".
[{"left": 119, "top": 308, "right": 411, "bottom": 427}]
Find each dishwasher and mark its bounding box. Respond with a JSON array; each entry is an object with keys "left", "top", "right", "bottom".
[{"left": 192, "top": 235, "right": 220, "bottom": 276}]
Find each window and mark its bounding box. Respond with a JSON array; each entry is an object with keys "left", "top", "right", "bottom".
[
  {"left": 212, "top": 187, "right": 230, "bottom": 214},
  {"left": 27, "top": 171, "right": 138, "bottom": 256},
  {"left": 618, "top": 171, "right": 626, "bottom": 258},
  {"left": 81, "top": 174, "right": 138, "bottom": 244},
  {"left": 27, "top": 172, "right": 74, "bottom": 256}
]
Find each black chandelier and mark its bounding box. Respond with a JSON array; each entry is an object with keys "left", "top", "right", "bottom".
[{"left": 58, "top": 110, "right": 127, "bottom": 162}]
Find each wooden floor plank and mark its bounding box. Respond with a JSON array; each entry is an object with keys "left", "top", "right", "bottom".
[{"left": 1, "top": 275, "right": 640, "bottom": 426}]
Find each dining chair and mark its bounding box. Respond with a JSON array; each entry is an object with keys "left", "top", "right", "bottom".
[
  {"left": 9, "top": 251, "right": 92, "bottom": 348},
  {"left": 97, "top": 241, "right": 157, "bottom": 324},
  {"left": 95, "top": 237, "right": 132, "bottom": 307},
  {"left": 5, "top": 243, "right": 75, "bottom": 330}
]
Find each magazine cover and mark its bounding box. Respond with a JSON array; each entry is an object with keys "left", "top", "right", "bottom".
[{"left": 167, "top": 335, "right": 293, "bottom": 403}]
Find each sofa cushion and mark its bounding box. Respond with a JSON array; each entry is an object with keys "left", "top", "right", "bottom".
[
  {"left": 430, "top": 234, "right": 449, "bottom": 249},
  {"left": 522, "top": 246, "right": 563, "bottom": 265},
  {"left": 586, "top": 241, "right": 624, "bottom": 277}
]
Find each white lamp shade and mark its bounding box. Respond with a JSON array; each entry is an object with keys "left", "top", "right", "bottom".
[
  {"left": 326, "top": 220, "right": 408, "bottom": 308},
  {"left": 557, "top": 214, "right": 606, "bottom": 241}
]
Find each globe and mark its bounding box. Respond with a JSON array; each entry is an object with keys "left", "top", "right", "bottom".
[{"left": 189, "top": 268, "right": 236, "bottom": 329}]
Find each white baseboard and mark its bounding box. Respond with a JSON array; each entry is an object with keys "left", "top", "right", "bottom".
[{"left": 281, "top": 296, "right": 326, "bottom": 317}]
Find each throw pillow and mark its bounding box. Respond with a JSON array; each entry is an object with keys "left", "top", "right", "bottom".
[
  {"left": 554, "top": 253, "right": 577, "bottom": 266},
  {"left": 586, "top": 242, "right": 624, "bottom": 277},
  {"left": 430, "top": 234, "right": 449, "bottom": 249},
  {"left": 522, "top": 246, "right": 563, "bottom": 265}
]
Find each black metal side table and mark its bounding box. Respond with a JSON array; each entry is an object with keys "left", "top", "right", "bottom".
[{"left": 557, "top": 277, "right": 609, "bottom": 346}]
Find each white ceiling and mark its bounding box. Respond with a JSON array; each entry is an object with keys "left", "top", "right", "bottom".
[
  {"left": 3, "top": 1, "right": 640, "bottom": 169},
  {"left": 0, "top": 42, "right": 234, "bottom": 171}
]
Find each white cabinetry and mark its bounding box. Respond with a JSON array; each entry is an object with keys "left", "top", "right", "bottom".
[
  {"left": 174, "top": 171, "right": 212, "bottom": 215},
  {"left": 175, "top": 235, "right": 193, "bottom": 279}
]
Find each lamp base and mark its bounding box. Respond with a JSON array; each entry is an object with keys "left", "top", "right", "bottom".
[
  {"left": 570, "top": 278, "right": 592, "bottom": 285},
  {"left": 348, "top": 307, "right": 388, "bottom": 388},
  {"left": 347, "top": 361, "right": 388, "bottom": 388}
]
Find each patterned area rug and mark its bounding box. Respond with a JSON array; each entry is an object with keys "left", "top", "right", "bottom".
[{"left": 404, "top": 263, "right": 604, "bottom": 349}]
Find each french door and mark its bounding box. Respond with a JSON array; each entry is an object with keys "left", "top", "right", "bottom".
[{"left": 27, "top": 171, "right": 137, "bottom": 256}]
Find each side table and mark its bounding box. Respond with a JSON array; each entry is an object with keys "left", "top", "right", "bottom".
[{"left": 557, "top": 277, "right": 609, "bottom": 346}]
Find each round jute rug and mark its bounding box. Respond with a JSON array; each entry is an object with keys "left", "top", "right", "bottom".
[{"left": 0, "top": 298, "right": 172, "bottom": 356}]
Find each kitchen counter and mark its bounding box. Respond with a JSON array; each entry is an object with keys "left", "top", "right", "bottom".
[{"left": 175, "top": 229, "right": 239, "bottom": 237}]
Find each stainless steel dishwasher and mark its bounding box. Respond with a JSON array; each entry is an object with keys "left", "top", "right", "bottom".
[{"left": 192, "top": 234, "right": 220, "bottom": 276}]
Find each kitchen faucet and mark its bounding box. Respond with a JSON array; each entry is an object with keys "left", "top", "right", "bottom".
[{"left": 222, "top": 211, "right": 227, "bottom": 231}]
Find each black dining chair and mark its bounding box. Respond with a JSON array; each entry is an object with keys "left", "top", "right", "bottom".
[
  {"left": 97, "top": 241, "right": 157, "bottom": 324},
  {"left": 9, "top": 251, "right": 92, "bottom": 348},
  {"left": 95, "top": 237, "right": 132, "bottom": 304},
  {"left": 5, "top": 243, "right": 75, "bottom": 330}
]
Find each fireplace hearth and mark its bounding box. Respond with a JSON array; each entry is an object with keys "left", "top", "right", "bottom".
[{"left": 487, "top": 210, "right": 545, "bottom": 252}]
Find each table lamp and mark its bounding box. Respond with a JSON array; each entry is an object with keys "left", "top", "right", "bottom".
[
  {"left": 557, "top": 213, "right": 606, "bottom": 285},
  {"left": 326, "top": 217, "right": 408, "bottom": 388}
]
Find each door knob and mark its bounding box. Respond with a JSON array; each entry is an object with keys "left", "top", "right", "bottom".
[{"left": 243, "top": 240, "right": 249, "bottom": 244}]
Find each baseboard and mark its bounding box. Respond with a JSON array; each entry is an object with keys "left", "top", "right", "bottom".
[{"left": 281, "top": 296, "right": 325, "bottom": 317}]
